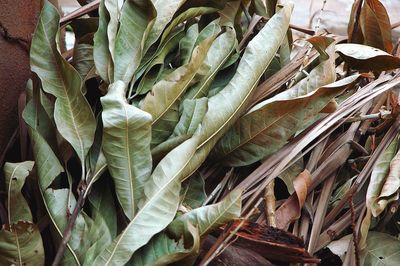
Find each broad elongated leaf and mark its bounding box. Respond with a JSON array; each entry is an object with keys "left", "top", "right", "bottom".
[
  {"left": 180, "top": 19, "right": 221, "bottom": 65},
  {"left": 113, "top": 0, "right": 156, "bottom": 84},
  {"left": 93, "top": 135, "right": 200, "bottom": 265},
  {"left": 136, "top": 28, "right": 184, "bottom": 96},
  {"left": 184, "top": 28, "right": 237, "bottom": 100},
  {"left": 105, "top": 0, "right": 123, "bottom": 61},
  {"left": 210, "top": 42, "right": 340, "bottom": 166},
  {"left": 142, "top": 37, "right": 215, "bottom": 146},
  {"left": 367, "top": 133, "right": 400, "bottom": 217},
  {"left": 361, "top": 232, "right": 400, "bottom": 265},
  {"left": 180, "top": 4, "right": 293, "bottom": 179},
  {"left": 73, "top": 42, "right": 95, "bottom": 83},
  {"left": 94, "top": 0, "right": 112, "bottom": 83},
  {"left": 0, "top": 222, "right": 44, "bottom": 266},
  {"left": 360, "top": 0, "right": 392, "bottom": 52},
  {"left": 143, "top": 0, "right": 187, "bottom": 53},
  {"left": 130, "top": 222, "right": 200, "bottom": 266},
  {"left": 336, "top": 43, "right": 400, "bottom": 71},
  {"left": 4, "top": 161, "right": 34, "bottom": 224},
  {"left": 218, "top": 0, "right": 241, "bottom": 27},
  {"left": 101, "top": 81, "right": 153, "bottom": 219},
  {"left": 30, "top": 1, "right": 96, "bottom": 166},
  {"left": 169, "top": 189, "right": 242, "bottom": 236}
]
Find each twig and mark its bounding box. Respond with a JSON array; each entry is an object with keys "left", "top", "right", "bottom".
[
  {"left": 349, "top": 197, "right": 360, "bottom": 266},
  {"left": 60, "top": 0, "right": 100, "bottom": 27},
  {"left": 52, "top": 183, "right": 87, "bottom": 266},
  {"left": 264, "top": 180, "right": 276, "bottom": 227},
  {"left": 344, "top": 110, "right": 391, "bottom": 123}
]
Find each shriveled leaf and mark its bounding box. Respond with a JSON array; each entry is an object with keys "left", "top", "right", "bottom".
[
  {"left": 326, "top": 234, "right": 352, "bottom": 262},
  {"left": 279, "top": 157, "right": 304, "bottom": 194},
  {"left": 184, "top": 27, "right": 237, "bottom": 100},
  {"left": 180, "top": 4, "right": 293, "bottom": 179},
  {"left": 182, "top": 172, "right": 207, "bottom": 209},
  {"left": 275, "top": 170, "right": 312, "bottom": 230},
  {"left": 361, "top": 232, "right": 400, "bottom": 265},
  {"left": 101, "top": 80, "right": 153, "bottom": 219},
  {"left": 93, "top": 135, "right": 200, "bottom": 266},
  {"left": 367, "top": 134, "right": 400, "bottom": 217},
  {"left": 30, "top": 1, "right": 96, "bottom": 165},
  {"left": 113, "top": 0, "right": 156, "bottom": 84},
  {"left": 360, "top": 0, "right": 393, "bottom": 52},
  {"left": 169, "top": 189, "right": 242, "bottom": 236},
  {"left": 307, "top": 36, "right": 335, "bottom": 60},
  {"left": 0, "top": 222, "right": 44, "bottom": 266},
  {"left": 218, "top": 0, "right": 241, "bottom": 27},
  {"left": 130, "top": 222, "right": 200, "bottom": 266},
  {"left": 4, "top": 161, "right": 34, "bottom": 224},
  {"left": 336, "top": 43, "right": 400, "bottom": 71},
  {"left": 142, "top": 37, "right": 215, "bottom": 146}
]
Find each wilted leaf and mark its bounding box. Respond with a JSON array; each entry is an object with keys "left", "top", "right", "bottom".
[
  {"left": 113, "top": 0, "right": 156, "bottom": 84},
  {"left": 182, "top": 172, "right": 207, "bottom": 209},
  {"left": 211, "top": 44, "right": 343, "bottom": 166},
  {"left": 94, "top": 0, "right": 112, "bottom": 83},
  {"left": 130, "top": 222, "right": 200, "bottom": 266},
  {"left": 360, "top": 0, "right": 393, "bottom": 52},
  {"left": 326, "top": 234, "right": 352, "bottom": 262},
  {"left": 30, "top": 1, "right": 96, "bottom": 166},
  {"left": 143, "top": 0, "right": 187, "bottom": 53},
  {"left": 101, "top": 81, "right": 153, "bottom": 219},
  {"left": 336, "top": 43, "right": 400, "bottom": 71},
  {"left": 367, "top": 134, "right": 400, "bottom": 217},
  {"left": 180, "top": 4, "right": 293, "bottom": 179},
  {"left": 275, "top": 170, "right": 311, "bottom": 229},
  {"left": 0, "top": 222, "right": 44, "bottom": 266},
  {"left": 142, "top": 37, "right": 215, "bottom": 146},
  {"left": 169, "top": 189, "right": 241, "bottom": 237},
  {"left": 307, "top": 36, "right": 335, "bottom": 60},
  {"left": 93, "top": 135, "right": 200, "bottom": 265},
  {"left": 4, "top": 161, "right": 34, "bottom": 224},
  {"left": 73, "top": 42, "right": 95, "bottom": 83},
  {"left": 218, "top": 0, "right": 241, "bottom": 27},
  {"left": 184, "top": 27, "right": 237, "bottom": 100}
]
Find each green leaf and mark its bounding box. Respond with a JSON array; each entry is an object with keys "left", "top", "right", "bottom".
[
  {"left": 44, "top": 189, "right": 94, "bottom": 264},
  {"left": 73, "top": 42, "right": 95, "bottom": 83},
  {"left": 0, "top": 222, "right": 44, "bottom": 266},
  {"left": 367, "top": 133, "right": 400, "bottom": 217},
  {"left": 4, "top": 161, "right": 34, "bottom": 224},
  {"left": 101, "top": 80, "right": 153, "bottom": 219},
  {"left": 143, "top": 0, "right": 187, "bottom": 53},
  {"left": 136, "top": 28, "right": 184, "bottom": 96},
  {"left": 180, "top": 19, "right": 221, "bottom": 65},
  {"left": 130, "top": 222, "right": 200, "bottom": 266},
  {"left": 172, "top": 97, "right": 208, "bottom": 137},
  {"left": 92, "top": 135, "right": 200, "bottom": 266},
  {"left": 169, "top": 189, "right": 242, "bottom": 236},
  {"left": 151, "top": 135, "right": 191, "bottom": 163},
  {"left": 181, "top": 4, "right": 293, "bottom": 179},
  {"left": 30, "top": 1, "right": 96, "bottom": 166},
  {"left": 218, "top": 0, "right": 241, "bottom": 27},
  {"left": 159, "top": 7, "right": 219, "bottom": 47},
  {"left": 182, "top": 172, "right": 207, "bottom": 209},
  {"left": 184, "top": 27, "right": 237, "bottom": 100},
  {"left": 142, "top": 37, "right": 215, "bottom": 146},
  {"left": 113, "top": 0, "right": 156, "bottom": 84},
  {"left": 210, "top": 44, "right": 342, "bottom": 166},
  {"left": 361, "top": 232, "right": 400, "bottom": 265},
  {"left": 104, "top": 0, "right": 123, "bottom": 61},
  {"left": 94, "top": 0, "right": 112, "bottom": 83},
  {"left": 336, "top": 43, "right": 400, "bottom": 71}
]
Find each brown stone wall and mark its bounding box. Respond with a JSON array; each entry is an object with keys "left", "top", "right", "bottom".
[{"left": 0, "top": 0, "right": 42, "bottom": 154}]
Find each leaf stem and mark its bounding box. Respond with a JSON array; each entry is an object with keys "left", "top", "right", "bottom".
[{"left": 52, "top": 183, "right": 87, "bottom": 266}]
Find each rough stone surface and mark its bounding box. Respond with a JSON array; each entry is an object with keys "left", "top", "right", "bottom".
[{"left": 0, "top": 1, "right": 41, "bottom": 155}]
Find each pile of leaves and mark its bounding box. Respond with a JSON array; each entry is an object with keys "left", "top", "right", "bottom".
[{"left": 1, "top": 0, "right": 400, "bottom": 265}]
